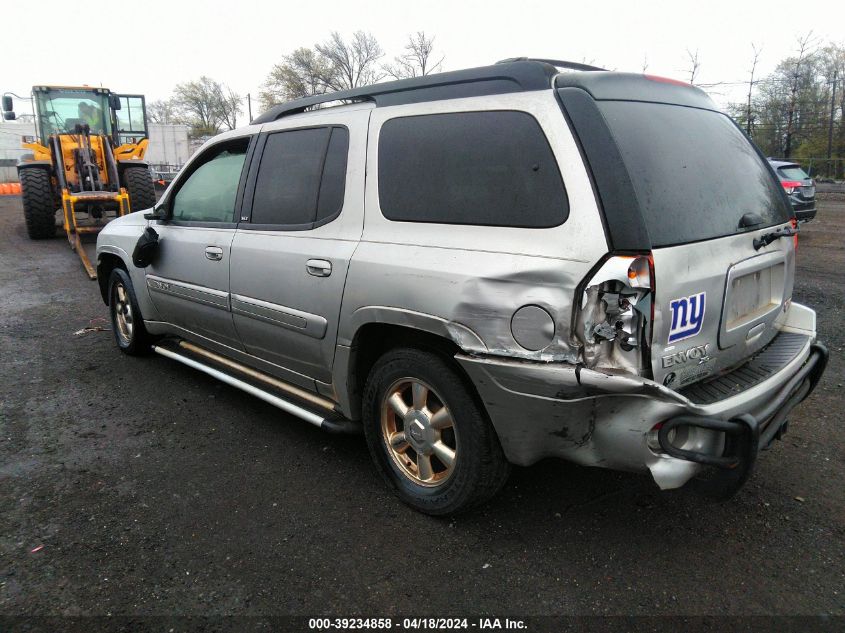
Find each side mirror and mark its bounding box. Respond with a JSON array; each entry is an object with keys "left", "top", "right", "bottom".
[
  {"left": 144, "top": 203, "right": 167, "bottom": 221},
  {"left": 132, "top": 227, "right": 160, "bottom": 268},
  {"left": 2, "top": 111, "right": 15, "bottom": 121},
  {"left": 109, "top": 94, "right": 122, "bottom": 111},
  {"left": 1, "top": 95, "right": 12, "bottom": 112}
]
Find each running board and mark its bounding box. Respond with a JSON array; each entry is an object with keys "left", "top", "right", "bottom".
[{"left": 152, "top": 343, "right": 360, "bottom": 434}]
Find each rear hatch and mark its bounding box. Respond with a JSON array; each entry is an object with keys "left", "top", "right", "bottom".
[
  {"left": 556, "top": 74, "right": 800, "bottom": 390},
  {"left": 777, "top": 164, "right": 815, "bottom": 206},
  {"left": 597, "top": 100, "right": 794, "bottom": 389}
]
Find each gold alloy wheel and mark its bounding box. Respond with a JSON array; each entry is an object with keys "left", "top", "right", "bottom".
[
  {"left": 113, "top": 282, "right": 134, "bottom": 345},
  {"left": 380, "top": 377, "right": 458, "bottom": 487}
]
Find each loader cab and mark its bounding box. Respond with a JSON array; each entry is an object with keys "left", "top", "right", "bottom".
[
  {"left": 30, "top": 86, "right": 148, "bottom": 148},
  {"left": 32, "top": 86, "right": 113, "bottom": 143}
]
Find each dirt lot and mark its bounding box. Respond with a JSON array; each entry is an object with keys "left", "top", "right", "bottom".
[{"left": 0, "top": 195, "right": 843, "bottom": 622}]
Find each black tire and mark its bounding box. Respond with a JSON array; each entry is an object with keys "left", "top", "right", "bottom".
[
  {"left": 362, "top": 348, "right": 510, "bottom": 515},
  {"left": 122, "top": 166, "right": 156, "bottom": 213},
  {"left": 108, "top": 268, "right": 152, "bottom": 356},
  {"left": 20, "top": 167, "right": 58, "bottom": 239}
]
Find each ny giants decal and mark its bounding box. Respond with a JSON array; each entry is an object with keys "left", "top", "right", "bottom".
[{"left": 668, "top": 292, "right": 706, "bottom": 343}]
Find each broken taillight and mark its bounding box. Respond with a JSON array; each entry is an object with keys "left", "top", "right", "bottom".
[{"left": 576, "top": 253, "right": 655, "bottom": 374}]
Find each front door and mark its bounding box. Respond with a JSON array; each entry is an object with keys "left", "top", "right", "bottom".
[{"left": 146, "top": 137, "right": 251, "bottom": 349}]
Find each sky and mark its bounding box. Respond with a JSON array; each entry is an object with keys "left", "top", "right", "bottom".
[{"left": 3, "top": 0, "right": 844, "bottom": 119}]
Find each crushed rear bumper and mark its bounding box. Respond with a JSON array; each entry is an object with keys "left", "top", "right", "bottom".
[
  {"left": 457, "top": 302, "right": 825, "bottom": 491},
  {"left": 657, "top": 341, "right": 827, "bottom": 491}
]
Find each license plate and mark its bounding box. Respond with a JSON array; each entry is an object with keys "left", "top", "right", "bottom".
[{"left": 726, "top": 265, "right": 781, "bottom": 329}]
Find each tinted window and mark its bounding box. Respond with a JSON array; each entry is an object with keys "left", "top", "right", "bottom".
[
  {"left": 172, "top": 143, "right": 248, "bottom": 223},
  {"left": 598, "top": 101, "right": 789, "bottom": 247},
  {"left": 317, "top": 128, "right": 349, "bottom": 222},
  {"left": 251, "top": 126, "right": 348, "bottom": 227},
  {"left": 378, "top": 111, "right": 568, "bottom": 228}
]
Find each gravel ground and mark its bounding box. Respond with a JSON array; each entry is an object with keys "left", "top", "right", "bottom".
[{"left": 0, "top": 196, "right": 843, "bottom": 624}]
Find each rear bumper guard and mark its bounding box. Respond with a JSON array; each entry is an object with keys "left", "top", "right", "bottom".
[{"left": 658, "top": 342, "right": 828, "bottom": 484}]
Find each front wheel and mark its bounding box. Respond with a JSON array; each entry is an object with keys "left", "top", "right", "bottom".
[
  {"left": 20, "top": 166, "right": 58, "bottom": 239},
  {"left": 362, "top": 348, "right": 510, "bottom": 515},
  {"left": 108, "top": 268, "right": 152, "bottom": 355},
  {"left": 121, "top": 166, "right": 156, "bottom": 213}
]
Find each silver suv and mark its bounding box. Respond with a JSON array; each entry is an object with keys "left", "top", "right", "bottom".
[{"left": 96, "top": 59, "right": 828, "bottom": 515}]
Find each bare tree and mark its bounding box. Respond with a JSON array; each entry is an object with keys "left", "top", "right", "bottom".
[
  {"left": 686, "top": 48, "right": 701, "bottom": 84},
  {"left": 147, "top": 99, "right": 177, "bottom": 124},
  {"left": 784, "top": 32, "right": 817, "bottom": 157},
  {"left": 260, "top": 47, "right": 331, "bottom": 108},
  {"left": 384, "top": 32, "right": 444, "bottom": 79},
  {"left": 316, "top": 31, "right": 385, "bottom": 91},
  {"left": 214, "top": 84, "right": 242, "bottom": 131},
  {"left": 641, "top": 55, "right": 649, "bottom": 73},
  {"left": 172, "top": 76, "right": 240, "bottom": 135},
  {"left": 745, "top": 44, "right": 762, "bottom": 135}
]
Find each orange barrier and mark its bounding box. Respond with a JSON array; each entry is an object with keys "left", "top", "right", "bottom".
[{"left": 0, "top": 182, "right": 22, "bottom": 195}]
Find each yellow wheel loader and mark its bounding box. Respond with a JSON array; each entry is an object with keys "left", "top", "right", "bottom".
[{"left": 2, "top": 87, "right": 156, "bottom": 279}]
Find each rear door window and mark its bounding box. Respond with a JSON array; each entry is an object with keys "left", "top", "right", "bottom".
[
  {"left": 597, "top": 101, "right": 790, "bottom": 247},
  {"left": 378, "top": 111, "right": 568, "bottom": 228},
  {"left": 250, "top": 126, "right": 349, "bottom": 228}
]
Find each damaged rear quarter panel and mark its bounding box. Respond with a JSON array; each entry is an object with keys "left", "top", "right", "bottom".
[{"left": 337, "top": 91, "right": 610, "bottom": 362}]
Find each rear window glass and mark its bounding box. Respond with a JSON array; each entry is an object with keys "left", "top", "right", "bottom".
[
  {"left": 378, "top": 111, "right": 568, "bottom": 228},
  {"left": 777, "top": 165, "right": 810, "bottom": 181},
  {"left": 598, "top": 101, "right": 789, "bottom": 247}
]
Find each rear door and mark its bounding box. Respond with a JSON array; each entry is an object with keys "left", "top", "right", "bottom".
[
  {"left": 229, "top": 109, "right": 367, "bottom": 386},
  {"left": 595, "top": 100, "right": 794, "bottom": 389}
]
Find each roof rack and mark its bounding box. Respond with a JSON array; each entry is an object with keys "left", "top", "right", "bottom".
[
  {"left": 496, "top": 57, "right": 608, "bottom": 72},
  {"left": 251, "top": 60, "right": 558, "bottom": 124}
]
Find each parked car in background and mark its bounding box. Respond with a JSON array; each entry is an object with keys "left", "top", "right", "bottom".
[{"left": 769, "top": 159, "right": 816, "bottom": 222}]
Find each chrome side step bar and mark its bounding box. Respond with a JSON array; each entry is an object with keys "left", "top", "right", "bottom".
[{"left": 152, "top": 343, "right": 360, "bottom": 434}]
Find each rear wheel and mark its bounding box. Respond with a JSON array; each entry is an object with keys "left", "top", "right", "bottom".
[
  {"left": 20, "top": 167, "right": 57, "bottom": 239},
  {"left": 121, "top": 166, "right": 156, "bottom": 213},
  {"left": 108, "top": 268, "right": 152, "bottom": 355},
  {"left": 363, "top": 348, "right": 510, "bottom": 515}
]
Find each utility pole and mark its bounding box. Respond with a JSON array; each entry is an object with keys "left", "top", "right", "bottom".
[
  {"left": 247, "top": 93, "right": 253, "bottom": 122},
  {"left": 828, "top": 70, "right": 838, "bottom": 166}
]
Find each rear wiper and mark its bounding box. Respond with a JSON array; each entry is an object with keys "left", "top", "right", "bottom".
[{"left": 753, "top": 226, "right": 798, "bottom": 250}]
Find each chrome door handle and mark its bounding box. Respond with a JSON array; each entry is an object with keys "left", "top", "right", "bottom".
[
  {"left": 306, "top": 259, "right": 332, "bottom": 277},
  {"left": 205, "top": 246, "right": 223, "bottom": 261}
]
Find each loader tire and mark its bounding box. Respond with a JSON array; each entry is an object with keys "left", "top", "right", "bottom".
[
  {"left": 20, "top": 167, "right": 58, "bottom": 239},
  {"left": 122, "top": 166, "right": 156, "bottom": 213}
]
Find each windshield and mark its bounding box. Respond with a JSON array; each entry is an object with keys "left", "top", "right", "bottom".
[
  {"left": 598, "top": 101, "right": 790, "bottom": 247},
  {"left": 35, "top": 88, "right": 112, "bottom": 139},
  {"left": 777, "top": 165, "right": 810, "bottom": 181}
]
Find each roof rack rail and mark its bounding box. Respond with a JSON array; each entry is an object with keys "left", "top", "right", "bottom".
[
  {"left": 496, "top": 57, "right": 607, "bottom": 72},
  {"left": 251, "top": 60, "right": 558, "bottom": 124}
]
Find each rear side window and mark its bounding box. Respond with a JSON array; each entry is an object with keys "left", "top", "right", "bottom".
[
  {"left": 378, "top": 111, "right": 568, "bottom": 228},
  {"left": 597, "top": 101, "right": 789, "bottom": 247},
  {"left": 250, "top": 126, "right": 349, "bottom": 227}
]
